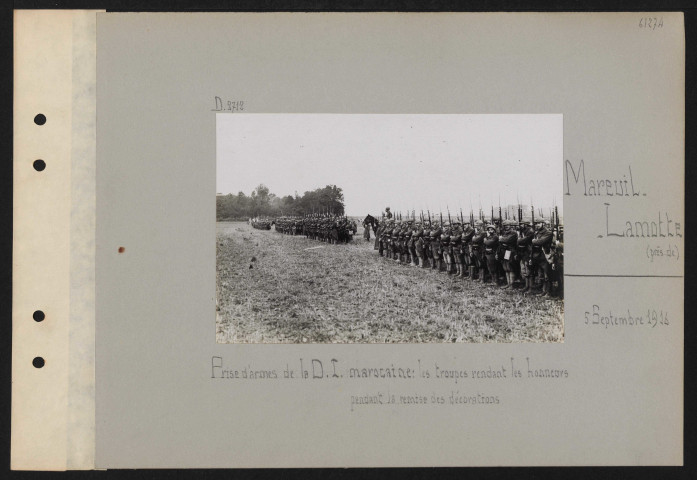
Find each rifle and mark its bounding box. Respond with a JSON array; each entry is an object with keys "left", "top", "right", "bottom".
[
  {"left": 447, "top": 206, "right": 452, "bottom": 225},
  {"left": 555, "top": 205, "right": 562, "bottom": 242},
  {"left": 440, "top": 212, "right": 443, "bottom": 225},
  {"left": 460, "top": 208, "right": 464, "bottom": 224},
  {"left": 469, "top": 195, "right": 473, "bottom": 224},
  {"left": 428, "top": 210, "right": 431, "bottom": 225}
]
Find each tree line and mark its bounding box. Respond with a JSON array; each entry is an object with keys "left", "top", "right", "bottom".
[{"left": 216, "top": 184, "right": 345, "bottom": 220}]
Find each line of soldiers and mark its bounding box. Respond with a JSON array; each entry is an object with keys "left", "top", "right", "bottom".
[
  {"left": 273, "top": 214, "right": 358, "bottom": 244},
  {"left": 273, "top": 216, "right": 304, "bottom": 235},
  {"left": 250, "top": 217, "right": 272, "bottom": 230},
  {"left": 374, "top": 216, "right": 563, "bottom": 298}
]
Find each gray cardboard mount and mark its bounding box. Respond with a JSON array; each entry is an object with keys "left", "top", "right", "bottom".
[{"left": 95, "top": 13, "right": 683, "bottom": 467}]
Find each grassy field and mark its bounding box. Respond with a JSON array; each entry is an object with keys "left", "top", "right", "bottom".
[{"left": 216, "top": 221, "right": 563, "bottom": 344}]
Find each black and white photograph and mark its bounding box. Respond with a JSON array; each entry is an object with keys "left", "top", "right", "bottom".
[{"left": 216, "top": 114, "right": 563, "bottom": 343}]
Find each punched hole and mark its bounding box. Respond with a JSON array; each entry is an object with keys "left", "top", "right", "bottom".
[
  {"left": 34, "top": 114, "right": 46, "bottom": 125},
  {"left": 33, "top": 159, "right": 46, "bottom": 171},
  {"left": 33, "top": 310, "right": 45, "bottom": 322},
  {"left": 32, "top": 357, "right": 45, "bottom": 368}
]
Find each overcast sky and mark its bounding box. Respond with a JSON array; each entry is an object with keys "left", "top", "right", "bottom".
[{"left": 217, "top": 114, "right": 562, "bottom": 217}]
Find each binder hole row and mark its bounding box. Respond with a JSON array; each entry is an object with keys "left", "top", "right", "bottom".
[{"left": 33, "top": 114, "right": 47, "bottom": 370}]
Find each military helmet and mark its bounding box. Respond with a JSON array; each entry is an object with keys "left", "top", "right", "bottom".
[{"left": 520, "top": 217, "right": 532, "bottom": 225}]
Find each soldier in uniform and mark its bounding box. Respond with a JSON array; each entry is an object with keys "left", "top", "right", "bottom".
[
  {"left": 450, "top": 219, "right": 462, "bottom": 277},
  {"left": 483, "top": 223, "right": 500, "bottom": 285},
  {"left": 407, "top": 221, "right": 418, "bottom": 266},
  {"left": 516, "top": 217, "right": 535, "bottom": 293},
  {"left": 429, "top": 221, "right": 443, "bottom": 271},
  {"left": 363, "top": 217, "right": 372, "bottom": 241},
  {"left": 471, "top": 220, "right": 486, "bottom": 281},
  {"left": 498, "top": 220, "right": 518, "bottom": 289},
  {"left": 392, "top": 221, "right": 402, "bottom": 262},
  {"left": 553, "top": 225, "right": 564, "bottom": 299},
  {"left": 375, "top": 219, "right": 385, "bottom": 252},
  {"left": 402, "top": 222, "right": 412, "bottom": 264},
  {"left": 382, "top": 220, "right": 392, "bottom": 258},
  {"left": 531, "top": 219, "right": 554, "bottom": 297},
  {"left": 413, "top": 220, "right": 427, "bottom": 268},
  {"left": 422, "top": 219, "right": 432, "bottom": 268},
  {"left": 440, "top": 222, "right": 452, "bottom": 274},
  {"left": 461, "top": 220, "right": 475, "bottom": 279}
]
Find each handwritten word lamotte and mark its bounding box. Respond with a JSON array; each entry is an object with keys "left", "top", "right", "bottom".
[{"left": 564, "top": 159, "right": 683, "bottom": 243}]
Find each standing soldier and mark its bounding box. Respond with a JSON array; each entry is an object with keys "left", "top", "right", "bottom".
[
  {"left": 380, "top": 220, "right": 393, "bottom": 258},
  {"left": 531, "top": 219, "right": 554, "bottom": 297},
  {"left": 461, "top": 220, "right": 475, "bottom": 279},
  {"left": 430, "top": 221, "right": 442, "bottom": 271},
  {"left": 392, "top": 221, "right": 401, "bottom": 262},
  {"left": 422, "top": 219, "right": 432, "bottom": 268},
  {"left": 374, "top": 218, "right": 384, "bottom": 251},
  {"left": 552, "top": 225, "right": 564, "bottom": 298},
  {"left": 440, "top": 221, "right": 453, "bottom": 274},
  {"left": 402, "top": 222, "right": 413, "bottom": 264},
  {"left": 407, "top": 221, "right": 419, "bottom": 266},
  {"left": 498, "top": 220, "right": 518, "bottom": 289},
  {"left": 471, "top": 220, "right": 486, "bottom": 281},
  {"left": 516, "top": 217, "right": 535, "bottom": 293},
  {"left": 483, "top": 223, "right": 500, "bottom": 285},
  {"left": 450, "top": 220, "right": 464, "bottom": 277},
  {"left": 413, "top": 220, "right": 427, "bottom": 268},
  {"left": 362, "top": 215, "right": 372, "bottom": 241}
]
